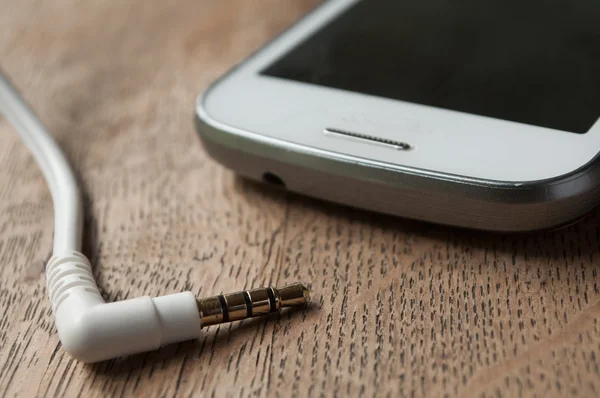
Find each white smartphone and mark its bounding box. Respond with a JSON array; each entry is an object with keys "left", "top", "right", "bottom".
[{"left": 195, "top": 0, "right": 600, "bottom": 231}]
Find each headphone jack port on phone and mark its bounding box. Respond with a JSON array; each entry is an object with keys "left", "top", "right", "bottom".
[{"left": 262, "top": 172, "right": 286, "bottom": 189}]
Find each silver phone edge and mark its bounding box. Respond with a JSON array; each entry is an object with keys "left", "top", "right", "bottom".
[{"left": 194, "top": 91, "right": 600, "bottom": 232}]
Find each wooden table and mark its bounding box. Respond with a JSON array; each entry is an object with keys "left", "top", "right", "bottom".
[{"left": 1, "top": 1, "right": 599, "bottom": 396}]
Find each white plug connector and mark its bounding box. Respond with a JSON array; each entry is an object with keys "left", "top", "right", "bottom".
[{"left": 46, "top": 251, "right": 200, "bottom": 362}]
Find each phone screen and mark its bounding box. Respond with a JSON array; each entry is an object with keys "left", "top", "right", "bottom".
[{"left": 262, "top": 0, "right": 600, "bottom": 134}]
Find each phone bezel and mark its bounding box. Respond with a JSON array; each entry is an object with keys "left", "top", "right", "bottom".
[{"left": 200, "top": 0, "right": 600, "bottom": 183}]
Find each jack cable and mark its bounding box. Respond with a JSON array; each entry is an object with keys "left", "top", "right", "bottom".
[{"left": 0, "top": 72, "right": 309, "bottom": 363}]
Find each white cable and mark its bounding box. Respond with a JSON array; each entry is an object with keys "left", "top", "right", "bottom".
[
  {"left": 0, "top": 74, "right": 82, "bottom": 254},
  {"left": 0, "top": 73, "right": 200, "bottom": 363}
]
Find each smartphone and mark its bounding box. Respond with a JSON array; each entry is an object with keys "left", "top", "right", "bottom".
[{"left": 195, "top": 0, "right": 600, "bottom": 231}]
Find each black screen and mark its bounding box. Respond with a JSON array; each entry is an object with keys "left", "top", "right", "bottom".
[{"left": 263, "top": 0, "right": 600, "bottom": 133}]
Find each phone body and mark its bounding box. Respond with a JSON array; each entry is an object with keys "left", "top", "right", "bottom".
[{"left": 195, "top": 0, "right": 600, "bottom": 231}]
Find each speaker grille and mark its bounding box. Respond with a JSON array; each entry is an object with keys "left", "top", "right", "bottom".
[{"left": 323, "top": 128, "right": 411, "bottom": 150}]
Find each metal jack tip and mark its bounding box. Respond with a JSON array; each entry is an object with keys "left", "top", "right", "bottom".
[{"left": 196, "top": 282, "right": 310, "bottom": 327}]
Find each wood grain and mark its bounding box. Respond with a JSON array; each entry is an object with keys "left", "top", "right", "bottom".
[{"left": 1, "top": 1, "right": 599, "bottom": 397}]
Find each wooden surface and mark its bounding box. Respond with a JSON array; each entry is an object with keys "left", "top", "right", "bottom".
[{"left": 1, "top": 1, "right": 600, "bottom": 397}]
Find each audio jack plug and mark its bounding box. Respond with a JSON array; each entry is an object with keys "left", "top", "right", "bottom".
[
  {"left": 1, "top": 73, "right": 311, "bottom": 363},
  {"left": 197, "top": 282, "right": 310, "bottom": 327}
]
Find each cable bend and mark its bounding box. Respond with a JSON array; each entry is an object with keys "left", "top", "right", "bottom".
[{"left": 0, "top": 73, "right": 200, "bottom": 363}]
